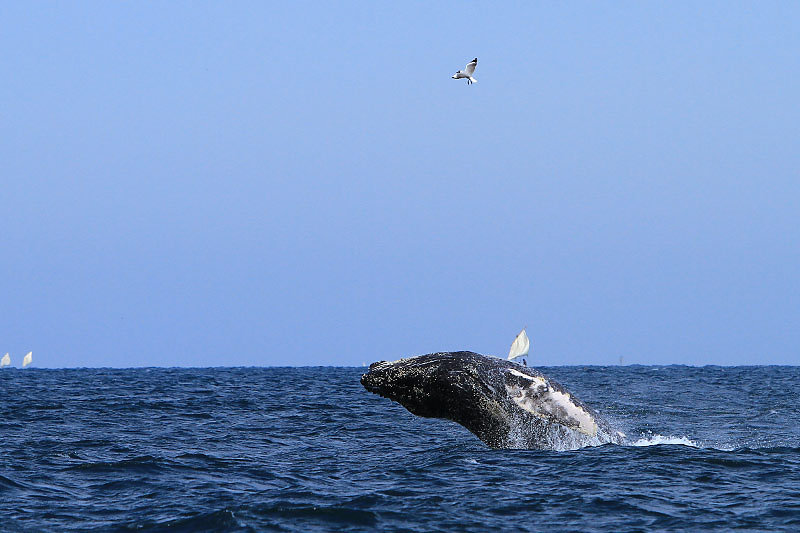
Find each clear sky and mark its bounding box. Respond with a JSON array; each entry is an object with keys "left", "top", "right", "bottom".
[{"left": 2, "top": 2, "right": 798, "bottom": 367}]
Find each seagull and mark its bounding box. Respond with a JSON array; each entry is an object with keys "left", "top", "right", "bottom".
[{"left": 452, "top": 57, "right": 477, "bottom": 85}]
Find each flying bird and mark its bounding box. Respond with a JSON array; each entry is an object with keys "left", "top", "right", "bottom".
[{"left": 452, "top": 58, "right": 477, "bottom": 85}]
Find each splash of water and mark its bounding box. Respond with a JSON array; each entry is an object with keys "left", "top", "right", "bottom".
[
  {"left": 630, "top": 434, "right": 699, "bottom": 447},
  {"left": 503, "top": 410, "right": 622, "bottom": 451}
]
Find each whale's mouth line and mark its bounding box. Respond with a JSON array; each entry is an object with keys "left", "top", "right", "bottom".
[
  {"left": 360, "top": 373, "right": 385, "bottom": 396},
  {"left": 361, "top": 371, "right": 415, "bottom": 402}
]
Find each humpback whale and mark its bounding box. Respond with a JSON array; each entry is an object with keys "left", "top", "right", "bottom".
[{"left": 361, "top": 351, "right": 625, "bottom": 450}]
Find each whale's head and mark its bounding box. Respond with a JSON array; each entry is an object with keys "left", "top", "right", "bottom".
[
  {"left": 361, "top": 355, "right": 452, "bottom": 418},
  {"left": 360, "top": 351, "right": 507, "bottom": 431}
]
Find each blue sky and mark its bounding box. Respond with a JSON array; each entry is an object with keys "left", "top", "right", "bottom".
[{"left": 2, "top": 2, "right": 798, "bottom": 367}]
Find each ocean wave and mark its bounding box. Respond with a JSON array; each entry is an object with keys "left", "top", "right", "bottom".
[
  {"left": 63, "top": 455, "right": 170, "bottom": 474},
  {"left": 116, "top": 509, "right": 240, "bottom": 531},
  {"left": 0, "top": 474, "right": 28, "bottom": 491}
]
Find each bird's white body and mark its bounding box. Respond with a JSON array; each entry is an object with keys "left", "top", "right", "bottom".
[{"left": 452, "top": 58, "right": 477, "bottom": 85}]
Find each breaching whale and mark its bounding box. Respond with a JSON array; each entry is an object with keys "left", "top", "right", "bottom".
[{"left": 361, "top": 351, "right": 625, "bottom": 450}]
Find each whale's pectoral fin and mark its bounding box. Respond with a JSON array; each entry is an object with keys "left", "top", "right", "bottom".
[{"left": 503, "top": 369, "right": 598, "bottom": 437}]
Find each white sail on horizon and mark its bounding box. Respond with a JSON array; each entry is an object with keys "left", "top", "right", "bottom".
[
  {"left": 22, "top": 351, "right": 32, "bottom": 368},
  {"left": 0, "top": 353, "right": 9, "bottom": 368},
  {"left": 507, "top": 329, "right": 530, "bottom": 360}
]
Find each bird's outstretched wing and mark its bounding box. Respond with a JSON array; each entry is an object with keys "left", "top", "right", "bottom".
[{"left": 464, "top": 58, "right": 477, "bottom": 76}]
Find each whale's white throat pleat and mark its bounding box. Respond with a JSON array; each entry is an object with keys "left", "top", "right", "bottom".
[{"left": 505, "top": 369, "right": 598, "bottom": 437}]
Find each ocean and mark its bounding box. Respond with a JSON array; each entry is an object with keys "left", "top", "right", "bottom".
[{"left": 1, "top": 365, "right": 799, "bottom": 531}]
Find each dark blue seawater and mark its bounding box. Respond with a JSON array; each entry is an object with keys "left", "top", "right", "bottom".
[{"left": 1, "top": 366, "right": 799, "bottom": 531}]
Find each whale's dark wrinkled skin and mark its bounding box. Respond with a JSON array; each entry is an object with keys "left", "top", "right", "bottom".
[{"left": 361, "top": 351, "right": 625, "bottom": 450}]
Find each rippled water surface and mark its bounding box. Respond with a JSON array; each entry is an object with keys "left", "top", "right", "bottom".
[{"left": 1, "top": 366, "right": 799, "bottom": 531}]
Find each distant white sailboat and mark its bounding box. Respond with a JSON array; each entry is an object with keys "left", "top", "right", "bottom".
[
  {"left": 507, "top": 328, "right": 530, "bottom": 361},
  {"left": 22, "top": 351, "right": 32, "bottom": 368},
  {"left": 0, "top": 353, "right": 9, "bottom": 368}
]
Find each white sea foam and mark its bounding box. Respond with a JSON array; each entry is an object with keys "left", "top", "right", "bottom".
[{"left": 630, "top": 434, "right": 699, "bottom": 447}]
